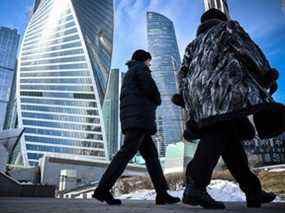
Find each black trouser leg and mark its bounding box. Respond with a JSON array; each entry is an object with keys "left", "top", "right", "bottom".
[
  {"left": 186, "top": 128, "right": 226, "bottom": 189},
  {"left": 139, "top": 135, "right": 169, "bottom": 194},
  {"left": 186, "top": 120, "right": 262, "bottom": 194},
  {"left": 221, "top": 136, "right": 262, "bottom": 194},
  {"left": 96, "top": 130, "right": 145, "bottom": 192}
]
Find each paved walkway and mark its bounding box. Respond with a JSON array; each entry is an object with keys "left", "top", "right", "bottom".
[{"left": 0, "top": 198, "right": 284, "bottom": 213}]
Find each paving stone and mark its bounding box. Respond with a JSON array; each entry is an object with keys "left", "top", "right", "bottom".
[{"left": 0, "top": 198, "right": 285, "bottom": 213}]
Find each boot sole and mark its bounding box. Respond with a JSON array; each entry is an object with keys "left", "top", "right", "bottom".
[
  {"left": 182, "top": 197, "right": 199, "bottom": 206},
  {"left": 156, "top": 200, "right": 181, "bottom": 205},
  {"left": 93, "top": 194, "right": 122, "bottom": 205},
  {"left": 262, "top": 195, "right": 276, "bottom": 204},
  {"left": 246, "top": 193, "right": 276, "bottom": 207},
  {"left": 182, "top": 197, "right": 226, "bottom": 209},
  {"left": 247, "top": 203, "right": 262, "bottom": 208},
  {"left": 92, "top": 194, "right": 104, "bottom": 202}
]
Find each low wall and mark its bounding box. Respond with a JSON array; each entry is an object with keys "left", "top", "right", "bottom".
[{"left": 39, "top": 154, "right": 147, "bottom": 189}]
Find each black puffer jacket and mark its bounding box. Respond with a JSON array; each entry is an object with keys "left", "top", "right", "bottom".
[{"left": 120, "top": 60, "right": 161, "bottom": 135}]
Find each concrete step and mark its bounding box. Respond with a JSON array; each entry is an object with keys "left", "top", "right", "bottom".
[
  {"left": 0, "top": 171, "right": 22, "bottom": 196},
  {"left": 0, "top": 172, "right": 56, "bottom": 197}
]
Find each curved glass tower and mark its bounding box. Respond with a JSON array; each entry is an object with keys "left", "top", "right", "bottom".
[
  {"left": 147, "top": 12, "right": 182, "bottom": 157},
  {"left": 0, "top": 27, "right": 20, "bottom": 130},
  {"left": 17, "top": 0, "right": 114, "bottom": 166},
  {"left": 102, "top": 69, "right": 123, "bottom": 160}
]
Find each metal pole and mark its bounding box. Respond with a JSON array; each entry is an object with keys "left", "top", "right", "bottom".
[{"left": 204, "top": 0, "right": 231, "bottom": 19}]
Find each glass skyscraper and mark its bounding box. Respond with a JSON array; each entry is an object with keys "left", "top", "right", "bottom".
[
  {"left": 102, "top": 69, "right": 124, "bottom": 160},
  {"left": 33, "top": 0, "right": 42, "bottom": 13},
  {"left": 0, "top": 27, "right": 20, "bottom": 130},
  {"left": 147, "top": 12, "right": 183, "bottom": 156},
  {"left": 17, "top": 0, "right": 114, "bottom": 166}
]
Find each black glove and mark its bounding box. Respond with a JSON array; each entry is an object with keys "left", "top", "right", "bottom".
[
  {"left": 171, "top": 94, "right": 185, "bottom": 108},
  {"left": 262, "top": 68, "right": 279, "bottom": 89},
  {"left": 270, "top": 81, "right": 278, "bottom": 95}
]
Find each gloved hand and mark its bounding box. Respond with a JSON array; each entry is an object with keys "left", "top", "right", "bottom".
[
  {"left": 262, "top": 68, "right": 279, "bottom": 95},
  {"left": 262, "top": 68, "right": 279, "bottom": 87},
  {"left": 171, "top": 94, "right": 185, "bottom": 108},
  {"left": 269, "top": 81, "right": 278, "bottom": 95}
]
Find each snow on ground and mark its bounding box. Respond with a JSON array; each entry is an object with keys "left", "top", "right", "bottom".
[
  {"left": 118, "top": 180, "right": 283, "bottom": 202},
  {"left": 268, "top": 168, "right": 285, "bottom": 172},
  {"left": 207, "top": 180, "right": 245, "bottom": 202},
  {"left": 257, "top": 164, "right": 285, "bottom": 172}
]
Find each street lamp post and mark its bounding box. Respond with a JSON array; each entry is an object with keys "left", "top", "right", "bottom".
[{"left": 204, "top": 0, "right": 231, "bottom": 18}]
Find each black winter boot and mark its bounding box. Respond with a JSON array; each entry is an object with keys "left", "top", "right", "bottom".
[
  {"left": 182, "top": 177, "right": 225, "bottom": 209},
  {"left": 92, "top": 188, "right": 122, "bottom": 205},
  {"left": 155, "top": 192, "right": 180, "bottom": 205},
  {"left": 261, "top": 191, "right": 276, "bottom": 203},
  {"left": 246, "top": 190, "right": 276, "bottom": 208}
]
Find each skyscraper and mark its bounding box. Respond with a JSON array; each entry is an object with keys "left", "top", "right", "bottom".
[
  {"left": 282, "top": 0, "right": 285, "bottom": 14},
  {"left": 17, "top": 0, "right": 114, "bottom": 166},
  {"left": 4, "top": 62, "right": 18, "bottom": 130},
  {"left": 147, "top": 12, "right": 183, "bottom": 157},
  {"left": 0, "top": 27, "right": 20, "bottom": 130},
  {"left": 102, "top": 69, "right": 124, "bottom": 160}
]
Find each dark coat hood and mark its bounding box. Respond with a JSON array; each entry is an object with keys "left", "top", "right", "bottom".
[{"left": 126, "top": 60, "right": 152, "bottom": 72}]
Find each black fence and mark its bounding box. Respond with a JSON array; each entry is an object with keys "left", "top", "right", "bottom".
[{"left": 244, "top": 133, "right": 285, "bottom": 166}]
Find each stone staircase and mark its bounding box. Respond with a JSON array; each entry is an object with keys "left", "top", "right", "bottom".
[{"left": 0, "top": 171, "right": 55, "bottom": 197}]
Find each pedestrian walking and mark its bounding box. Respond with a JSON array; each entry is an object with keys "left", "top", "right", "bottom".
[
  {"left": 173, "top": 9, "right": 284, "bottom": 209},
  {"left": 93, "top": 50, "right": 180, "bottom": 205}
]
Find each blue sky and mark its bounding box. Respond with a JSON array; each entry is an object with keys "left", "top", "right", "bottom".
[{"left": 0, "top": 0, "right": 284, "bottom": 104}]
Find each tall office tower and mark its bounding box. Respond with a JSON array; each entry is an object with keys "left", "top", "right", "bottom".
[
  {"left": 33, "top": 0, "right": 43, "bottom": 13},
  {"left": 282, "top": 0, "right": 285, "bottom": 14},
  {"left": 102, "top": 69, "right": 124, "bottom": 160},
  {"left": 17, "top": 0, "right": 114, "bottom": 166},
  {"left": 147, "top": 12, "right": 183, "bottom": 157},
  {"left": 0, "top": 27, "right": 20, "bottom": 130},
  {"left": 4, "top": 62, "right": 18, "bottom": 130},
  {"left": 204, "top": 0, "right": 230, "bottom": 18}
]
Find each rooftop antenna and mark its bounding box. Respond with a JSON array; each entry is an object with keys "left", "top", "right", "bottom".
[{"left": 204, "top": 0, "right": 231, "bottom": 19}]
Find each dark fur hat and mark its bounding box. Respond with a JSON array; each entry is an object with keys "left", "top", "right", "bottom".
[
  {"left": 131, "top": 49, "right": 152, "bottom": 62},
  {"left": 201, "top": 8, "right": 228, "bottom": 23}
]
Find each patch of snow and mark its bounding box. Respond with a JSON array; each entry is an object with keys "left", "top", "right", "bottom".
[
  {"left": 208, "top": 180, "right": 245, "bottom": 202},
  {"left": 20, "top": 181, "right": 34, "bottom": 185},
  {"left": 268, "top": 168, "right": 285, "bottom": 172},
  {"left": 164, "top": 167, "right": 184, "bottom": 174},
  {"left": 119, "top": 190, "right": 156, "bottom": 200},
  {"left": 257, "top": 164, "right": 285, "bottom": 171},
  {"left": 118, "top": 180, "right": 245, "bottom": 201},
  {"left": 118, "top": 180, "right": 283, "bottom": 202}
]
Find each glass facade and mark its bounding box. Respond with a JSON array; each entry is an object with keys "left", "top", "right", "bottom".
[
  {"left": 244, "top": 134, "right": 285, "bottom": 165},
  {"left": 102, "top": 69, "right": 123, "bottom": 160},
  {"left": 147, "top": 12, "right": 183, "bottom": 157},
  {"left": 4, "top": 67, "right": 18, "bottom": 130},
  {"left": 17, "top": 0, "right": 114, "bottom": 166},
  {"left": 33, "top": 0, "right": 43, "bottom": 13},
  {"left": 0, "top": 27, "right": 20, "bottom": 130},
  {"left": 72, "top": 0, "right": 114, "bottom": 104}
]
